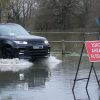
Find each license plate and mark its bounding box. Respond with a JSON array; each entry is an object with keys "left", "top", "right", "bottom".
[{"left": 33, "top": 45, "right": 43, "bottom": 49}]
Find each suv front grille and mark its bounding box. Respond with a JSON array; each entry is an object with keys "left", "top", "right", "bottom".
[
  {"left": 19, "top": 49, "right": 49, "bottom": 57},
  {"left": 28, "top": 40, "right": 44, "bottom": 45},
  {"left": 28, "top": 49, "right": 48, "bottom": 56}
]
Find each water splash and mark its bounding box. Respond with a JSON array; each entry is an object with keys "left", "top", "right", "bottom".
[
  {"left": 0, "top": 58, "right": 33, "bottom": 72},
  {"left": 44, "top": 55, "right": 62, "bottom": 69},
  {"left": 48, "top": 55, "right": 62, "bottom": 63}
]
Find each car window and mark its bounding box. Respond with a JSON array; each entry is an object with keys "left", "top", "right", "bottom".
[
  {"left": 0, "top": 25, "right": 30, "bottom": 36},
  {"left": 0, "top": 26, "right": 10, "bottom": 36}
]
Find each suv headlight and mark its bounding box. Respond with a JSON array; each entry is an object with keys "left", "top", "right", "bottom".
[
  {"left": 44, "top": 40, "right": 49, "bottom": 45},
  {"left": 14, "top": 41, "right": 28, "bottom": 44}
]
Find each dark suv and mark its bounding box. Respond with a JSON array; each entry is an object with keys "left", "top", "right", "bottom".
[{"left": 0, "top": 23, "right": 50, "bottom": 59}]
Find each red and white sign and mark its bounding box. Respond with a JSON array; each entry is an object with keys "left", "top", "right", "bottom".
[{"left": 85, "top": 41, "right": 100, "bottom": 62}]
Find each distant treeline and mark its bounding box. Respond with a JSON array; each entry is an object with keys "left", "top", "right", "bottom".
[{"left": 0, "top": 0, "right": 99, "bottom": 31}]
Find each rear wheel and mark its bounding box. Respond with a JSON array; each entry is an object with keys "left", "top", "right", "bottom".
[{"left": 2, "top": 47, "right": 14, "bottom": 59}]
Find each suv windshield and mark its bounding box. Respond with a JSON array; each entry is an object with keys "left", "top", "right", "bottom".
[{"left": 0, "top": 24, "right": 30, "bottom": 36}]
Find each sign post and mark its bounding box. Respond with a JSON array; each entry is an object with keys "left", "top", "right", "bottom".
[{"left": 72, "top": 32, "right": 100, "bottom": 100}]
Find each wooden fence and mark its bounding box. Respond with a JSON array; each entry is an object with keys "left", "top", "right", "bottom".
[
  {"left": 49, "top": 40, "right": 84, "bottom": 54},
  {"left": 33, "top": 32, "right": 100, "bottom": 54}
]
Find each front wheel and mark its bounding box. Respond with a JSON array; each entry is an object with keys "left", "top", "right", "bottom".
[{"left": 2, "top": 47, "right": 14, "bottom": 59}]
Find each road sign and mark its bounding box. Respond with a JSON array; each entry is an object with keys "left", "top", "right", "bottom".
[{"left": 85, "top": 41, "right": 100, "bottom": 62}]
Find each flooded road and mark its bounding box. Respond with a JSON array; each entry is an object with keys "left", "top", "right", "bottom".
[
  {"left": 0, "top": 55, "right": 100, "bottom": 100},
  {"left": 0, "top": 32, "right": 99, "bottom": 99}
]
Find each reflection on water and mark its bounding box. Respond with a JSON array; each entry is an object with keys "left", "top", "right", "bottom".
[
  {"left": 0, "top": 55, "right": 100, "bottom": 100},
  {"left": 0, "top": 63, "right": 50, "bottom": 99},
  {"left": 0, "top": 56, "right": 61, "bottom": 100}
]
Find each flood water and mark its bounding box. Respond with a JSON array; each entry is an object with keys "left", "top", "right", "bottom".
[
  {"left": 0, "top": 33, "right": 100, "bottom": 100},
  {"left": 0, "top": 55, "right": 100, "bottom": 100}
]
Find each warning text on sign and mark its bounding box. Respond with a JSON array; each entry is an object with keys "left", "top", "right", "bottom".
[{"left": 85, "top": 41, "right": 100, "bottom": 62}]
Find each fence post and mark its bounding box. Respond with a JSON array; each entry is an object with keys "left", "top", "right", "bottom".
[{"left": 62, "top": 40, "right": 65, "bottom": 55}]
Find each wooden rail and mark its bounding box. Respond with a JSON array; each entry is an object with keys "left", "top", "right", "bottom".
[{"left": 49, "top": 40, "right": 84, "bottom": 55}]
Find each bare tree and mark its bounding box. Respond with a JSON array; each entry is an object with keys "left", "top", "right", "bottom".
[
  {"left": 33, "top": 0, "right": 82, "bottom": 31},
  {"left": 0, "top": 0, "right": 91, "bottom": 31},
  {"left": 0, "top": 0, "right": 10, "bottom": 22},
  {"left": 8, "top": 0, "right": 35, "bottom": 27}
]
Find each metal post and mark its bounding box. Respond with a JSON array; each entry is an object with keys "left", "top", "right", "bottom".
[
  {"left": 72, "top": 32, "right": 100, "bottom": 100},
  {"left": 93, "top": 32, "right": 100, "bottom": 88},
  {"left": 72, "top": 43, "right": 85, "bottom": 91},
  {"left": 86, "top": 62, "right": 93, "bottom": 89},
  {"left": 92, "top": 64, "right": 100, "bottom": 88},
  {"left": 72, "top": 33, "right": 85, "bottom": 91},
  {"left": 62, "top": 40, "right": 65, "bottom": 55},
  {"left": 86, "top": 88, "right": 91, "bottom": 100}
]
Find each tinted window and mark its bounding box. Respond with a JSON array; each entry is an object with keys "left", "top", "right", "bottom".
[{"left": 0, "top": 24, "right": 30, "bottom": 36}]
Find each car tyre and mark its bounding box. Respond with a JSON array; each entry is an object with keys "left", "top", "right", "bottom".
[{"left": 2, "top": 47, "right": 13, "bottom": 59}]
